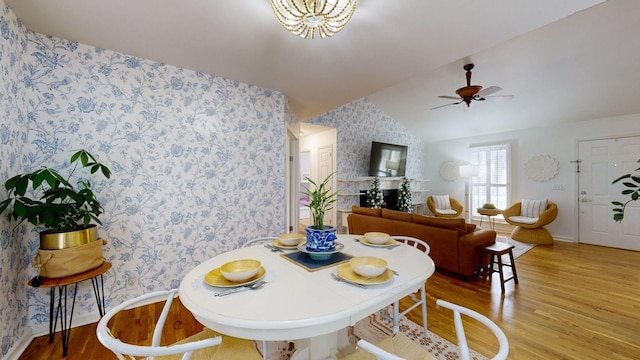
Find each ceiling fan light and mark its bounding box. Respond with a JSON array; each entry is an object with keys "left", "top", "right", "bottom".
[{"left": 271, "top": 0, "right": 358, "bottom": 39}]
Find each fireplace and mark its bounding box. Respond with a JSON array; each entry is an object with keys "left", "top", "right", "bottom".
[{"left": 359, "top": 189, "right": 400, "bottom": 210}]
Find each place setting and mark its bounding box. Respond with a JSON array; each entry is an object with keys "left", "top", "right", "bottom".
[
  {"left": 203, "top": 259, "right": 269, "bottom": 296},
  {"left": 355, "top": 232, "right": 402, "bottom": 249},
  {"left": 264, "top": 233, "right": 306, "bottom": 252},
  {"left": 331, "top": 256, "right": 396, "bottom": 289}
]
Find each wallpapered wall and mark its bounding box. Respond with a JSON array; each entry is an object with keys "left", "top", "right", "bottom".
[
  {"left": 0, "top": 4, "right": 30, "bottom": 357},
  {"left": 0, "top": 2, "right": 288, "bottom": 357},
  {"left": 307, "top": 98, "right": 425, "bottom": 210}
]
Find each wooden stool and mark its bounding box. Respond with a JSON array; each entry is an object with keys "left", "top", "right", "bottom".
[{"left": 482, "top": 243, "right": 518, "bottom": 292}]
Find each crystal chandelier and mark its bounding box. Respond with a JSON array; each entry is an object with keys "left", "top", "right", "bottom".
[{"left": 271, "top": 0, "right": 358, "bottom": 39}]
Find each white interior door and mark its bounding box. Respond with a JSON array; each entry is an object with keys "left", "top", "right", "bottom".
[
  {"left": 318, "top": 144, "right": 335, "bottom": 226},
  {"left": 578, "top": 137, "right": 640, "bottom": 250}
]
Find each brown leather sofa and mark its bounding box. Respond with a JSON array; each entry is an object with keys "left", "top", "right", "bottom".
[{"left": 347, "top": 206, "right": 497, "bottom": 279}]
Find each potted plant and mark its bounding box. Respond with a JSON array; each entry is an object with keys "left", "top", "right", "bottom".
[
  {"left": 611, "top": 160, "right": 640, "bottom": 222},
  {"left": 0, "top": 149, "right": 111, "bottom": 250},
  {"left": 302, "top": 172, "right": 339, "bottom": 257}
]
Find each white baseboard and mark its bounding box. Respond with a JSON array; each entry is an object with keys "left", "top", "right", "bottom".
[
  {"left": 30, "top": 312, "right": 102, "bottom": 337},
  {"left": 4, "top": 332, "right": 33, "bottom": 360}
]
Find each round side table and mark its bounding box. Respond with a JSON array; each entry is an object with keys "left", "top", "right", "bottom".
[
  {"left": 476, "top": 208, "right": 502, "bottom": 229},
  {"left": 28, "top": 261, "right": 112, "bottom": 357}
]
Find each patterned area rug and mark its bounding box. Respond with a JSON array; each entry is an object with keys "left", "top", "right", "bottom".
[
  {"left": 350, "top": 311, "right": 488, "bottom": 360},
  {"left": 260, "top": 311, "right": 488, "bottom": 360}
]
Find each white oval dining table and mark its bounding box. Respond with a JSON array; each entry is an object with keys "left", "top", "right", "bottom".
[{"left": 179, "top": 234, "right": 435, "bottom": 360}]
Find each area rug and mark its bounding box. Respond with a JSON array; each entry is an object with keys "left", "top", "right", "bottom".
[
  {"left": 497, "top": 236, "right": 535, "bottom": 260},
  {"left": 259, "top": 311, "right": 488, "bottom": 360}
]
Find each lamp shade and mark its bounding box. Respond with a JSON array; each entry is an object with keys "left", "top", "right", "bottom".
[{"left": 458, "top": 164, "right": 478, "bottom": 178}]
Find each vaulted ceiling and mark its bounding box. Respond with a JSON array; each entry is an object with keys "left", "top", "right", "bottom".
[{"left": 7, "top": 0, "right": 639, "bottom": 142}]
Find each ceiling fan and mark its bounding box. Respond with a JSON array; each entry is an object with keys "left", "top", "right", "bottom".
[{"left": 431, "top": 64, "right": 514, "bottom": 110}]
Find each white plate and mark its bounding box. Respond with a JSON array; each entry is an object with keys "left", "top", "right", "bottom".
[{"left": 297, "top": 242, "right": 345, "bottom": 254}]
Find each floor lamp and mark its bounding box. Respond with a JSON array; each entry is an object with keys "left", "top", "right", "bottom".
[{"left": 458, "top": 164, "right": 478, "bottom": 223}]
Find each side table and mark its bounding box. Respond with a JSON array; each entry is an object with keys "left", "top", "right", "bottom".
[
  {"left": 476, "top": 208, "right": 502, "bottom": 229},
  {"left": 28, "top": 261, "right": 112, "bottom": 356}
]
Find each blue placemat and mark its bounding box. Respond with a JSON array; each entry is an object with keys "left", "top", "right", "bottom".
[{"left": 281, "top": 251, "right": 353, "bottom": 272}]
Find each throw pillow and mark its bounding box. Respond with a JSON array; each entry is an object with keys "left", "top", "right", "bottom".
[
  {"left": 381, "top": 208, "right": 414, "bottom": 222},
  {"left": 432, "top": 195, "right": 451, "bottom": 210},
  {"left": 520, "top": 199, "right": 548, "bottom": 218},
  {"left": 351, "top": 206, "right": 382, "bottom": 217}
]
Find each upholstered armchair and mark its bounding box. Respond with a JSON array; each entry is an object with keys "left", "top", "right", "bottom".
[
  {"left": 427, "top": 195, "right": 464, "bottom": 218},
  {"left": 503, "top": 200, "right": 558, "bottom": 244}
]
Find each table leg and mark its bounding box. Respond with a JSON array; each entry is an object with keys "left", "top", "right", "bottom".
[
  {"left": 57, "top": 283, "right": 79, "bottom": 357},
  {"left": 48, "top": 289, "right": 56, "bottom": 343},
  {"left": 91, "top": 274, "right": 106, "bottom": 317}
]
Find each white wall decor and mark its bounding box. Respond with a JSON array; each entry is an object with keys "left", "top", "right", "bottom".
[
  {"left": 439, "top": 160, "right": 459, "bottom": 182},
  {"left": 524, "top": 155, "right": 560, "bottom": 182}
]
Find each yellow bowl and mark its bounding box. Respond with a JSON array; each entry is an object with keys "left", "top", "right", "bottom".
[
  {"left": 364, "top": 232, "right": 391, "bottom": 245},
  {"left": 278, "top": 233, "right": 305, "bottom": 246},
  {"left": 220, "top": 259, "right": 261, "bottom": 282},
  {"left": 350, "top": 256, "right": 388, "bottom": 278}
]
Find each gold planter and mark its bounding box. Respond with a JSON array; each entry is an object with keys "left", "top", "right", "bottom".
[{"left": 39, "top": 224, "right": 98, "bottom": 250}]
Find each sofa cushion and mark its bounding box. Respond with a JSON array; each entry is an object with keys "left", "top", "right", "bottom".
[
  {"left": 381, "top": 208, "right": 413, "bottom": 222},
  {"left": 521, "top": 199, "right": 548, "bottom": 218},
  {"left": 432, "top": 195, "right": 451, "bottom": 210},
  {"left": 352, "top": 206, "right": 382, "bottom": 217},
  {"left": 412, "top": 214, "right": 468, "bottom": 234}
]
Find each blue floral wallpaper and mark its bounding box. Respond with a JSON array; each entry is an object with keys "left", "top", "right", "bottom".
[
  {"left": 0, "top": 4, "right": 30, "bottom": 357},
  {"left": 0, "top": 2, "right": 288, "bottom": 357},
  {"left": 307, "top": 98, "right": 426, "bottom": 211}
]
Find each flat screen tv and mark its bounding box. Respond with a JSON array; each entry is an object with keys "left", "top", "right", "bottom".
[{"left": 368, "top": 141, "right": 408, "bottom": 177}]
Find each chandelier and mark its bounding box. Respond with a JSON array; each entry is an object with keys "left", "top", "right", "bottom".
[{"left": 271, "top": 0, "right": 358, "bottom": 39}]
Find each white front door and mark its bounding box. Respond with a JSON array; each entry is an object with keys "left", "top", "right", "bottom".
[{"left": 578, "top": 136, "right": 640, "bottom": 250}]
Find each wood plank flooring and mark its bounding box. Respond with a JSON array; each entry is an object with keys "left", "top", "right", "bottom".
[{"left": 19, "top": 241, "right": 640, "bottom": 360}]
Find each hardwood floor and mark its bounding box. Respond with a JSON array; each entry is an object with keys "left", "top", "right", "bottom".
[{"left": 19, "top": 241, "right": 640, "bottom": 360}]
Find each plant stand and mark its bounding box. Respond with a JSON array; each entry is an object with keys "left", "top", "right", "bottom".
[{"left": 28, "top": 261, "right": 111, "bottom": 356}]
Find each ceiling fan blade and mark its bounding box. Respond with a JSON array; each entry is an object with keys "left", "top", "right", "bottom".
[
  {"left": 431, "top": 101, "right": 462, "bottom": 110},
  {"left": 438, "top": 95, "right": 461, "bottom": 100},
  {"left": 484, "top": 94, "right": 514, "bottom": 101},
  {"left": 476, "top": 86, "right": 502, "bottom": 98}
]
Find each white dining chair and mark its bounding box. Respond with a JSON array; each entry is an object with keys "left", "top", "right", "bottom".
[
  {"left": 342, "top": 299, "right": 509, "bottom": 360},
  {"left": 380, "top": 236, "right": 430, "bottom": 336},
  {"left": 436, "top": 299, "right": 509, "bottom": 360},
  {"left": 242, "top": 236, "right": 279, "bottom": 248},
  {"left": 96, "top": 289, "right": 263, "bottom": 360}
]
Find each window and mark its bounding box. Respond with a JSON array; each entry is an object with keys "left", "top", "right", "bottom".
[{"left": 469, "top": 144, "right": 510, "bottom": 218}]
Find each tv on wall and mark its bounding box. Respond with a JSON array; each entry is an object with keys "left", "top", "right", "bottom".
[{"left": 368, "top": 141, "right": 408, "bottom": 177}]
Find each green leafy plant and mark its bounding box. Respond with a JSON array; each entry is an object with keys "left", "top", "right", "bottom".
[
  {"left": 611, "top": 160, "right": 640, "bottom": 222},
  {"left": 0, "top": 149, "right": 112, "bottom": 232},
  {"left": 482, "top": 203, "right": 496, "bottom": 209},
  {"left": 303, "top": 172, "right": 339, "bottom": 230}
]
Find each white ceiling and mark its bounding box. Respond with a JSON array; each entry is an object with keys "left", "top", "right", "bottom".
[{"left": 6, "top": 0, "right": 639, "bottom": 143}]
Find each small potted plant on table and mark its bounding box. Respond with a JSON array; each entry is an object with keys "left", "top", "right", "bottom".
[{"left": 303, "top": 172, "right": 339, "bottom": 259}]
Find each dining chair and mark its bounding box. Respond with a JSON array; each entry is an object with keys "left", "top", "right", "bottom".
[
  {"left": 96, "top": 289, "right": 263, "bottom": 360},
  {"left": 340, "top": 333, "right": 435, "bottom": 360},
  {"left": 380, "top": 236, "right": 430, "bottom": 336},
  {"left": 342, "top": 299, "right": 509, "bottom": 360},
  {"left": 242, "top": 236, "right": 279, "bottom": 248}
]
